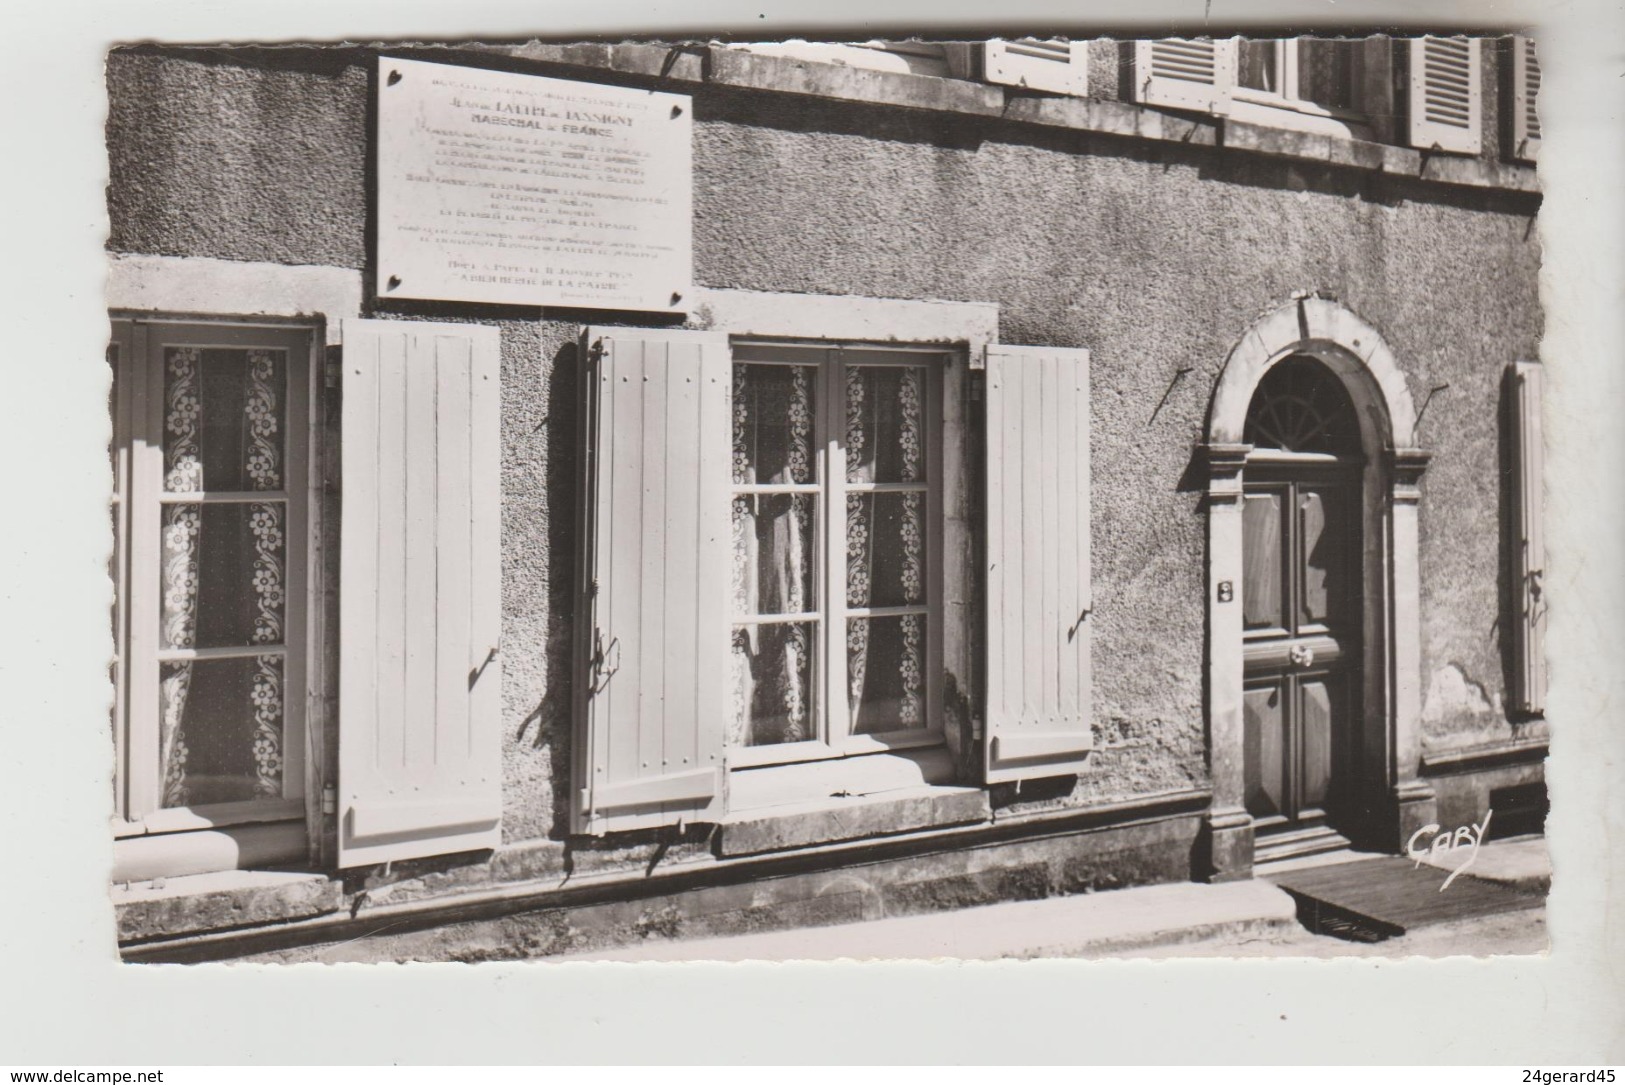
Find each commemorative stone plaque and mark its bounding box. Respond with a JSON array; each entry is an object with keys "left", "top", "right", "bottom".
[{"left": 376, "top": 57, "right": 693, "bottom": 312}]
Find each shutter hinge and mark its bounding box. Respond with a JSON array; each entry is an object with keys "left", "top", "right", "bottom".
[
  {"left": 578, "top": 788, "right": 592, "bottom": 814},
  {"left": 321, "top": 781, "right": 337, "bottom": 816},
  {"left": 324, "top": 351, "right": 342, "bottom": 390}
]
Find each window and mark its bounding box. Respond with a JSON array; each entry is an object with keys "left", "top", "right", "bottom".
[
  {"left": 573, "top": 325, "right": 1096, "bottom": 836},
  {"left": 1232, "top": 38, "right": 1369, "bottom": 136},
  {"left": 1133, "top": 36, "right": 1487, "bottom": 155},
  {"left": 724, "top": 40, "right": 1088, "bottom": 96},
  {"left": 109, "top": 319, "right": 315, "bottom": 879},
  {"left": 109, "top": 314, "right": 506, "bottom": 880},
  {"left": 727, "top": 344, "right": 944, "bottom": 767}
]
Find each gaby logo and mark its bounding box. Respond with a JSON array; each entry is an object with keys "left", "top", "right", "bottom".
[{"left": 1407, "top": 809, "right": 1493, "bottom": 891}]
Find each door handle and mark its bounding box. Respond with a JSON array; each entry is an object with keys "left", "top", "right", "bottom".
[{"left": 1289, "top": 643, "right": 1315, "bottom": 669}]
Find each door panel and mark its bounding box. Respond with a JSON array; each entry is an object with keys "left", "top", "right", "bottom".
[
  {"left": 1243, "top": 682, "right": 1287, "bottom": 821},
  {"left": 1242, "top": 490, "right": 1285, "bottom": 631},
  {"left": 1299, "top": 482, "right": 1355, "bottom": 630},
  {"left": 1298, "top": 675, "right": 1335, "bottom": 814}
]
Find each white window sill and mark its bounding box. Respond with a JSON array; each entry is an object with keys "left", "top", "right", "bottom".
[
  {"left": 718, "top": 784, "right": 991, "bottom": 857},
  {"left": 1228, "top": 96, "right": 1372, "bottom": 141}
]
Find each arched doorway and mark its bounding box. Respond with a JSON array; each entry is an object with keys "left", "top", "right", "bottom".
[
  {"left": 1240, "top": 357, "right": 1365, "bottom": 860},
  {"left": 1200, "top": 297, "right": 1435, "bottom": 881}
]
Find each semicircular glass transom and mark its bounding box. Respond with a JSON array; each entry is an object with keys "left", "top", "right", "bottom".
[{"left": 1244, "top": 356, "right": 1362, "bottom": 457}]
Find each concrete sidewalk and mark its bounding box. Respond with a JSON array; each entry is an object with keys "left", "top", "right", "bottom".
[
  {"left": 558, "top": 835, "right": 1550, "bottom": 962},
  {"left": 560, "top": 878, "right": 1300, "bottom": 962}
]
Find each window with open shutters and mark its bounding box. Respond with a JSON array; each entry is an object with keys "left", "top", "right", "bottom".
[
  {"left": 108, "top": 318, "right": 317, "bottom": 883},
  {"left": 573, "top": 329, "right": 1094, "bottom": 836},
  {"left": 1134, "top": 37, "right": 1390, "bottom": 140}
]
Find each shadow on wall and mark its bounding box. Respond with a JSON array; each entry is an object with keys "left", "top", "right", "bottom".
[{"left": 510, "top": 338, "right": 581, "bottom": 840}]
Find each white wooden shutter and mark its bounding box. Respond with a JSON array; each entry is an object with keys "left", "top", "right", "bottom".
[
  {"left": 1510, "top": 360, "right": 1546, "bottom": 716},
  {"left": 1132, "top": 38, "right": 1237, "bottom": 114},
  {"left": 983, "top": 345, "right": 1093, "bottom": 784},
  {"left": 1510, "top": 35, "right": 1541, "bottom": 162},
  {"left": 573, "top": 328, "right": 731, "bottom": 834},
  {"left": 984, "top": 39, "right": 1089, "bottom": 96},
  {"left": 1408, "top": 36, "right": 1483, "bottom": 154},
  {"left": 337, "top": 319, "right": 502, "bottom": 867}
]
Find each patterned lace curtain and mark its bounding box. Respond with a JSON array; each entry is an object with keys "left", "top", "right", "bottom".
[
  {"left": 729, "top": 363, "right": 815, "bottom": 747},
  {"left": 845, "top": 365, "right": 925, "bottom": 733},
  {"left": 159, "top": 347, "right": 286, "bottom": 807}
]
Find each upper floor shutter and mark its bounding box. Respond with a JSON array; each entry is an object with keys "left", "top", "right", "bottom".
[
  {"left": 573, "top": 328, "right": 732, "bottom": 834},
  {"left": 1509, "top": 360, "right": 1546, "bottom": 716},
  {"left": 1510, "top": 35, "right": 1542, "bottom": 162},
  {"left": 984, "top": 39, "right": 1089, "bottom": 96},
  {"left": 983, "top": 345, "right": 1093, "bottom": 784},
  {"left": 337, "top": 319, "right": 503, "bottom": 867},
  {"left": 1132, "top": 38, "right": 1238, "bottom": 114},
  {"left": 1408, "top": 36, "right": 1483, "bottom": 155}
]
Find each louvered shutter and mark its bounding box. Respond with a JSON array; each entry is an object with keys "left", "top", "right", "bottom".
[
  {"left": 984, "top": 39, "right": 1089, "bottom": 96},
  {"left": 1509, "top": 360, "right": 1546, "bottom": 716},
  {"left": 983, "top": 346, "right": 1093, "bottom": 784},
  {"left": 1408, "top": 36, "right": 1483, "bottom": 154},
  {"left": 1132, "top": 38, "right": 1238, "bottom": 114},
  {"left": 337, "top": 319, "right": 502, "bottom": 867},
  {"left": 573, "top": 328, "right": 731, "bottom": 834},
  {"left": 1510, "top": 36, "right": 1541, "bottom": 162}
]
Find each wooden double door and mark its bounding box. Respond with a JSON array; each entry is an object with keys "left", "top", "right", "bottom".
[{"left": 1242, "top": 460, "right": 1363, "bottom": 858}]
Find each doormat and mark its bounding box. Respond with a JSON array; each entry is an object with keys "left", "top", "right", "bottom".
[{"left": 1265, "top": 856, "right": 1544, "bottom": 942}]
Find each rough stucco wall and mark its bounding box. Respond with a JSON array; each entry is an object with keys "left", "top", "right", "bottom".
[
  {"left": 106, "top": 51, "right": 367, "bottom": 267},
  {"left": 105, "top": 48, "right": 1543, "bottom": 837}
]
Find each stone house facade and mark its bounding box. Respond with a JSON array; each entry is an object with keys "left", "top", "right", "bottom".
[{"left": 104, "top": 36, "right": 1547, "bottom": 961}]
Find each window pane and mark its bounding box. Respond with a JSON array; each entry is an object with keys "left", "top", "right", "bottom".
[
  {"left": 160, "top": 502, "right": 286, "bottom": 650},
  {"left": 1297, "top": 38, "right": 1357, "bottom": 112},
  {"left": 732, "top": 493, "right": 815, "bottom": 617},
  {"left": 846, "top": 365, "right": 926, "bottom": 483},
  {"left": 159, "top": 654, "right": 284, "bottom": 807},
  {"left": 730, "top": 622, "right": 816, "bottom": 746},
  {"left": 846, "top": 491, "right": 926, "bottom": 608},
  {"left": 1239, "top": 39, "right": 1279, "bottom": 92},
  {"left": 848, "top": 614, "right": 926, "bottom": 733},
  {"left": 732, "top": 362, "right": 816, "bottom": 485},
  {"left": 163, "top": 347, "right": 286, "bottom": 492}
]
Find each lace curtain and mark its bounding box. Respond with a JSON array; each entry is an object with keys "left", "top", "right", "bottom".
[
  {"left": 730, "top": 364, "right": 815, "bottom": 746},
  {"left": 728, "top": 358, "right": 927, "bottom": 747},
  {"left": 159, "top": 347, "right": 286, "bottom": 807}
]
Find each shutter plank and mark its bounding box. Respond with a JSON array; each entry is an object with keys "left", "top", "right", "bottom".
[
  {"left": 575, "top": 328, "right": 730, "bottom": 834},
  {"left": 403, "top": 334, "right": 438, "bottom": 778},
  {"left": 984, "top": 345, "right": 1093, "bottom": 784},
  {"left": 338, "top": 319, "right": 503, "bottom": 867},
  {"left": 639, "top": 342, "right": 669, "bottom": 804},
  {"left": 469, "top": 331, "right": 502, "bottom": 766},
  {"left": 434, "top": 335, "right": 473, "bottom": 767},
  {"left": 374, "top": 333, "right": 407, "bottom": 775}
]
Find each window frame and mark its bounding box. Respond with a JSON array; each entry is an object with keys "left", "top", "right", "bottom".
[
  {"left": 726, "top": 339, "right": 950, "bottom": 771},
  {"left": 109, "top": 316, "right": 321, "bottom": 859}
]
